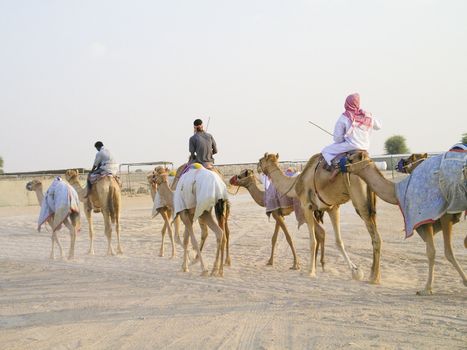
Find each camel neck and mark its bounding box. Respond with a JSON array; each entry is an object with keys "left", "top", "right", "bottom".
[
  {"left": 355, "top": 164, "right": 399, "bottom": 205},
  {"left": 245, "top": 180, "right": 265, "bottom": 207},
  {"left": 158, "top": 181, "right": 174, "bottom": 208},
  {"left": 68, "top": 178, "right": 86, "bottom": 201},
  {"left": 34, "top": 188, "right": 44, "bottom": 205},
  {"left": 267, "top": 165, "right": 297, "bottom": 198}
]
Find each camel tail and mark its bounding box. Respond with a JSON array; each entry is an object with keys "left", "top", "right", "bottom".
[
  {"left": 108, "top": 184, "right": 119, "bottom": 224},
  {"left": 214, "top": 199, "right": 228, "bottom": 227}
]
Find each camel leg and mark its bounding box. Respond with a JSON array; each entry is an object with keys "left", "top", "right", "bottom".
[
  {"left": 115, "top": 214, "right": 123, "bottom": 255},
  {"left": 102, "top": 211, "right": 115, "bottom": 256},
  {"left": 85, "top": 208, "right": 95, "bottom": 255},
  {"left": 349, "top": 183, "right": 381, "bottom": 284},
  {"left": 173, "top": 215, "right": 182, "bottom": 246},
  {"left": 50, "top": 231, "right": 63, "bottom": 260},
  {"left": 267, "top": 221, "right": 280, "bottom": 266},
  {"left": 201, "top": 212, "right": 225, "bottom": 277},
  {"left": 272, "top": 211, "right": 300, "bottom": 270},
  {"left": 327, "top": 206, "right": 363, "bottom": 280},
  {"left": 159, "top": 220, "right": 167, "bottom": 257},
  {"left": 181, "top": 226, "right": 190, "bottom": 272},
  {"left": 314, "top": 221, "right": 326, "bottom": 272},
  {"left": 224, "top": 216, "right": 231, "bottom": 266},
  {"left": 161, "top": 210, "right": 176, "bottom": 258},
  {"left": 63, "top": 219, "right": 76, "bottom": 260},
  {"left": 303, "top": 206, "right": 318, "bottom": 278},
  {"left": 440, "top": 215, "right": 467, "bottom": 287},
  {"left": 199, "top": 221, "right": 209, "bottom": 252},
  {"left": 417, "top": 225, "right": 435, "bottom": 296},
  {"left": 192, "top": 221, "right": 209, "bottom": 263},
  {"left": 181, "top": 212, "right": 208, "bottom": 275}
]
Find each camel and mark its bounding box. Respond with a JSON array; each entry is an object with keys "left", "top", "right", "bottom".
[
  {"left": 147, "top": 167, "right": 210, "bottom": 258},
  {"left": 151, "top": 166, "right": 231, "bottom": 272},
  {"left": 258, "top": 153, "right": 380, "bottom": 283},
  {"left": 229, "top": 169, "right": 326, "bottom": 270},
  {"left": 346, "top": 151, "right": 467, "bottom": 295},
  {"left": 65, "top": 169, "right": 123, "bottom": 256},
  {"left": 26, "top": 179, "right": 80, "bottom": 259},
  {"left": 147, "top": 171, "right": 180, "bottom": 258},
  {"left": 164, "top": 165, "right": 229, "bottom": 276}
]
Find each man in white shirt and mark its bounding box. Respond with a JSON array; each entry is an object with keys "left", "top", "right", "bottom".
[{"left": 321, "top": 93, "right": 381, "bottom": 165}]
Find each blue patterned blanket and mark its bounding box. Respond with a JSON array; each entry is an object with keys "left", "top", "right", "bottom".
[{"left": 396, "top": 151, "right": 467, "bottom": 237}]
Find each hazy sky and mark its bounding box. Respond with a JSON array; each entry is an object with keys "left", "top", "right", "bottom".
[{"left": 1, "top": 0, "right": 466, "bottom": 172}]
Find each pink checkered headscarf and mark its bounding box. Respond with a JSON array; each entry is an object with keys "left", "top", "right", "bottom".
[{"left": 343, "top": 93, "right": 372, "bottom": 128}]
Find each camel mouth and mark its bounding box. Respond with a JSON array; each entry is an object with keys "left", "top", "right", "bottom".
[{"left": 229, "top": 176, "right": 238, "bottom": 186}]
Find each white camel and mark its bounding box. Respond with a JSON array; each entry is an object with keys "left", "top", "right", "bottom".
[
  {"left": 171, "top": 164, "right": 229, "bottom": 276},
  {"left": 26, "top": 179, "right": 80, "bottom": 259}
]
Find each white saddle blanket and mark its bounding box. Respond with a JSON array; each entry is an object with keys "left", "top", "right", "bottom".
[
  {"left": 173, "top": 168, "right": 228, "bottom": 221},
  {"left": 152, "top": 192, "right": 170, "bottom": 218},
  {"left": 396, "top": 151, "right": 467, "bottom": 237},
  {"left": 38, "top": 177, "right": 81, "bottom": 232}
]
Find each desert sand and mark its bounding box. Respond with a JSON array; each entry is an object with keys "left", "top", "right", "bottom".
[{"left": 0, "top": 188, "right": 466, "bottom": 349}]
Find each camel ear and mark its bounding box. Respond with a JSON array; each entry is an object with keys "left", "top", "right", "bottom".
[
  {"left": 264, "top": 152, "right": 268, "bottom": 158},
  {"left": 422, "top": 153, "right": 427, "bottom": 158},
  {"left": 276, "top": 153, "right": 279, "bottom": 160}
]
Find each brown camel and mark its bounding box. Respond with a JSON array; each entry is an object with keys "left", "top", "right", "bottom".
[
  {"left": 258, "top": 153, "right": 380, "bottom": 283},
  {"left": 26, "top": 179, "right": 80, "bottom": 259},
  {"left": 151, "top": 166, "right": 232, "bottom": 270},
  {"left": 65, "top": 169, "right": 123, "bottom": 256},
  {"left": 147, "top": 170, "right": 180, "bottom": 258},
  {"left": 346, "top": 151, "right": 467, "bottom": 295},
  {"left": 229, "top": 169, "right": 326, "bottom": 270}
]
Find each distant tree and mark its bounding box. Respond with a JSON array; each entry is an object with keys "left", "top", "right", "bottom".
[
  {"left": 461, "top": 133, "right": 467, "bottom": 144},
  {"left": 384, "top": 135, "right": 409, "bottom": 154},
  {"left": 0, "top": 156, "right": 3, "bottom": 174}
]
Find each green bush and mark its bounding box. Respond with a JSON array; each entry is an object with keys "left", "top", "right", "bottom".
[{"left": 384, "top": 135, "right": 409, "bottom": 155}]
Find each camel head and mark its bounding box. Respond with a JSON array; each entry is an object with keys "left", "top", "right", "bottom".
[
  {"left": 257, "top": 153, "right": 279, "bottom": 176},
  {"left": 345, "top": 151, "right": 372, "bottom": 173},
  {"left": 64, "top": 169, "right": 80, "bottom": 183},
  {"left": 26, "top": 179, "right": 42, "bottom": 191},
  {"left": 396, "top": 153, "right": 428, "bottom": 174},
  {"left": 229, "top": 169, "right": 255, "bottom": 187},
  {"left": 151, "top": 166, "right": 170, "bottom": 186}
]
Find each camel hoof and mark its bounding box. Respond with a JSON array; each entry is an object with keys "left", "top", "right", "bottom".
[
  {"left": 290, "top": 263, "right": 300, "bottom": 270},
  {"left": 308, "top": 271, "right": 317, "bottom": 278},
  {"left": 117, "top": 248, "right": 124, "bottom": 255},
  {"left": 201, "top": 270, "right": 209, "bottom": 277},
  {"left": 225, "top": 257, "right": 231, "bottom": 266},
  {"left": 352, "top": 268, "right": 364, "bottom": 281},
  {"left": 416, "top": 289, "right": 433, "bottom": 296},
  {"left": 190, "top": 256, "right": 200, "bottom": 265},
  {"left": 159, "top": 252, "right": 164, "bottom": 257},
  {"left": 182, "top": 266, "right": 189, "bottom": 273},
  {"left": 88, "top": 250, "right": 95, "bottom": 255},
  {"left": 266, "top": 261, "right": 273, "bottom": 266}
]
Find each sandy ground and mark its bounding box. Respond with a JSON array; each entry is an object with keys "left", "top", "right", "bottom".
[{"left": 0, "top": 190, "right": 466, "bottom": 349}]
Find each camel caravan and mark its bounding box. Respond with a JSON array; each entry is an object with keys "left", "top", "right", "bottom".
[{"left": 27, "top": 103, "right": 467, "bottom": 296}]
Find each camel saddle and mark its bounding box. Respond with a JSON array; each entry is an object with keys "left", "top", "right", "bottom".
[{"left": 320, "top": 150, "right": 367, "bottom": 174}]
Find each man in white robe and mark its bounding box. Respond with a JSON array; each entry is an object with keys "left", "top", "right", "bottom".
[{"left": 321, "top": 93, "right": 381, "bottom": 165}]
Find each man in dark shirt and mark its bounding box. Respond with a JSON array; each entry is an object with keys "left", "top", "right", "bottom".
[{"left": 189, "top": 118, "right": 218, "bottom": 168}]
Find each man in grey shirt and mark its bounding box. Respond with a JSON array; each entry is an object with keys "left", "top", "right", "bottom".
[
  {"left": 85, "top": 141, "right": 117, "bottom": 197},
  {"left": 189, "top": 118, "right": 218, "bottom": 168}
]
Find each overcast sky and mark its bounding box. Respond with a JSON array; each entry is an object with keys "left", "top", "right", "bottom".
[{"left": 1, "top": 0, "right": 466, "bottom": 172}]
